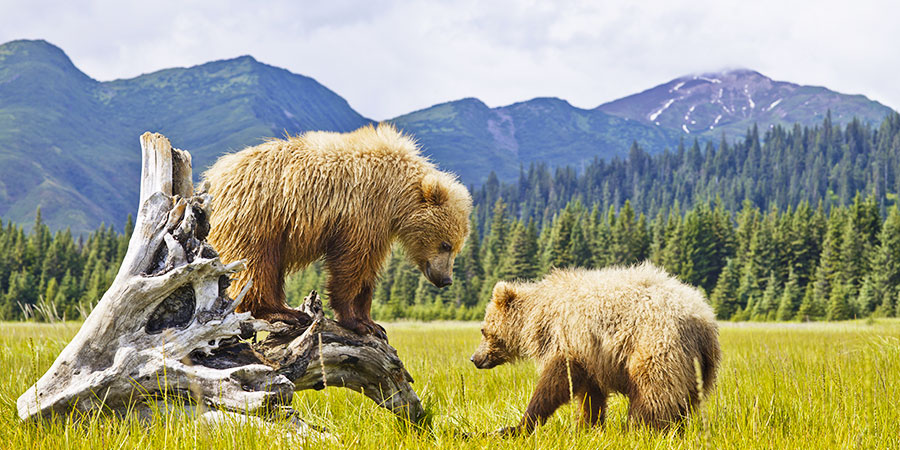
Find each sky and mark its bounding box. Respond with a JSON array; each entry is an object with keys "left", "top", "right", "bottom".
[{"left": 2, "top": 0, "right": 898, "bottom": 120}]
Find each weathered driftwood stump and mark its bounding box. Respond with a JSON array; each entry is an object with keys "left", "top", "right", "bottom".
[{"left": 17, "top": 132, "right": 424, "bottom": 434}]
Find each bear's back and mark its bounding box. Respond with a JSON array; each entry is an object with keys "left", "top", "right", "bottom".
[
  {"left": 541, "top": 263, "right": 712, "bottom": 322},
  {"left": 522, "top": 263, "right": 715, "bottom": 364}
]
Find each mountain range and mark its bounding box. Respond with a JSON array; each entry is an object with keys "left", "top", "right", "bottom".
[
  {"left": 0, "top": 39, "right": 894, "bottom": 233},
  {"left": 597, "top": 69, "right": 893, "bottom": 137}
]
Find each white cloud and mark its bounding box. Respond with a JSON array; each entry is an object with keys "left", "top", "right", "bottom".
[{"left": 1, "top": 0, "right": 898, "bottom": 119}]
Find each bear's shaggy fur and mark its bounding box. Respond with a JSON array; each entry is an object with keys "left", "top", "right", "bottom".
[
  {"left": 471, "top": 262, "right": 720, "bottom": 433},
  {"left": 203, "top": 124, "right": 472, "bottom": 336}
]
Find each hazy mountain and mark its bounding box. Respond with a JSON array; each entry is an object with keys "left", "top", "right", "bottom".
[
  {"left": 0, "top": 39, "right": 371, "bottom": 233},
  {"left": 597, "top": 69, "right": 894, "bottom": 137},
  {"left": 0, "top": 41, "right": 895, "bottom": 233},
  {"left": 390, "top": 97, "right": 680, "bottom": 184}
]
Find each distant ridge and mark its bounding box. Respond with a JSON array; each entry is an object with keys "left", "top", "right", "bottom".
[
  {"left": 390, "top": 96, "right": 679, "bottom": 184},
  {"left": 0, "top": 39, "right": 372, "bottom": 233},
  {"left": 0, "top": 40, "right": 894, "bottom": 233},
  {"left": 597, "top": 69, "right": 893, "bottom": 137}
]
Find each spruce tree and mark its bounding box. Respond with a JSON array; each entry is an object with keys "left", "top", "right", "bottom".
[
  {"left": 826, "top": 282, "right": 853, "bottom": 321},
  {"left": 660, "top": 209, "right": 688, "bottom": 278},
  {"left": 568, "top": 216, "right": 593, "bottom": 268},
  {"left": 870, "top": 206, "right": 900, "bottom": 316},
  {"left": 811, "top": 209, "right": 846, "bottom": 308},
  {"left": 452, "top": 213, "right": 484, "bottom": 307},
  {"left": 649, "top": 209, "right": 668, "bottom": 266},
  {"left": 499, "top": 219, "right": 540, "bottom": 280},
  {"left": 591, "top": 209, "right": 613, "bottom": 268},
  {"left": 483, "top": 199, "right": 510, "bottom": 278},
  {"left": 776, "top": 268, "right": 801, "bottom": 321},
  {"left": 840, "top": 194, "right": 879, "bottom": 298},
  {"left": 710, "top": 257, "right": 741, "bottom": 319},
  {"left": 546, "top": 206, "right": 576, "bottom": 269},
  {"left": 755, "top": 271, "right": 780, "bottom": 321}
]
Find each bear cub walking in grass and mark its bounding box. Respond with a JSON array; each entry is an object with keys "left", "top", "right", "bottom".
[{"left": 471, "top": 262, "right": 720, "bottom": 433}]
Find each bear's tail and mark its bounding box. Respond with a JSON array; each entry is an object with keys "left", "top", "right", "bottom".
[{"left": 696, "top": 323, "right": 721, "bottom": 396}]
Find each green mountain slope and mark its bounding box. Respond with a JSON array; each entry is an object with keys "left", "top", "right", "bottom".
[
  {"left": 0, "top": 40, "right": 372, "bottom": 233},
  {"left": 1, "top": 41, "right": 895, "bottom": 233},
  {"left": 390, "top": 97, "right": 680, "bottom": 184}
]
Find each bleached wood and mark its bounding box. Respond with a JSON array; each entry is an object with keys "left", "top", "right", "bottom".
[
  {"left": 17, "top": 132, "right": 424, "bottom": 436},
  {"left": 258, "top": 291, "right": 425, "bottom": 422}
]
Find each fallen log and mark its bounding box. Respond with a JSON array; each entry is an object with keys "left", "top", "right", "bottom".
[{"left": 17, "top": 132, "right": 424, "bottom": 436}]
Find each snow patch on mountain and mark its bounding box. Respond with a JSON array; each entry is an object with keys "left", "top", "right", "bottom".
[
  {"left": 696, "top": 76, "right": 722, "bottom": 84},
  {"left": 744, "top": 84, "right": 755, "bottom": 109},
  {"left": 649, "top": 98, "right": 675, "bottom": 121}
]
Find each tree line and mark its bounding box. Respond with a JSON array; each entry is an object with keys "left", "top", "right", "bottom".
[
  {"left": 2, "top": 112, "right": 900, "bottom": 322},
  {"left": 0, "top": 210, "right": 132, "bottom": 320},
  {"left": 305, "top": 193, "right": 896, "bottom": 322},
  {"left": 472, "top": 112, "right": 900, "bottom": 230}
]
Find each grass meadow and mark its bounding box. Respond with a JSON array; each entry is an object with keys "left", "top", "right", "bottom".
[{"left": 2, "top": 320, "right": 899, "bottom": 449}]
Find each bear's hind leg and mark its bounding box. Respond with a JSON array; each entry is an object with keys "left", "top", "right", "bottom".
[
  {"left": 325, "top": 245, "right": 387, "bottom": 339},
  {"left": 626, "top": 383, "right": 688, "bottom": 430},
  {"left": 234, "top": 241, "right": 306, "bottom": 325},
  {"left": 578, "top": 382, "right": 608, "bottom": 427}
]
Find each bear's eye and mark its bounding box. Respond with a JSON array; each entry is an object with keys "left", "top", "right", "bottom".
[
  {"left": 480, "top": 328, "right": 486, "bottom": 337},
  {"left": 440, "top": 241, "right": 452, "bottom": 252}
]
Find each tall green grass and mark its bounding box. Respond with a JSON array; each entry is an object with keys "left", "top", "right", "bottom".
[{"left": 2, "top": 321, "right": 899, "bottom": 449}]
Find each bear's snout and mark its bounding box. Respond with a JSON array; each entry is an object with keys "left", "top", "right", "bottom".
[
  {"left": 425, "top": 256, "right": 454, "bottom": 288},
  {"left": 470, "top": 352, "right": 500, "bottom": 369}
]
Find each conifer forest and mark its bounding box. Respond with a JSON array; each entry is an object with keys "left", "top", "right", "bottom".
[{"left": 3, "top": 112, "right": 900, "bottom": 322}]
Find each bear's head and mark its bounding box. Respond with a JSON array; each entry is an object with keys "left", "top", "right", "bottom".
[
  {"left": 471, "top": 281, "right": 520, "bottom": 369},
  {"left": 400, "top": 172, "right": 472, "bottom": 288}
]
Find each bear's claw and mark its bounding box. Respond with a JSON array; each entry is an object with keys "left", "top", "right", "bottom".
[{"left": 339, "top": 317, "right": 388, "bottom": 341}]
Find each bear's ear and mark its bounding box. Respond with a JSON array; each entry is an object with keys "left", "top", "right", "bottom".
[
  {"left": 420, "top": 173, "right": 450, "bottom": 206},
  {"left": 491, "top": 281, "right": 516, "bottom": 309}
]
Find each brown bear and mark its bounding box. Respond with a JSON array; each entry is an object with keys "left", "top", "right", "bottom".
[
  {"left": 203, "top": 123, "right": 472, "bottom": 337},
  {"left": 471, "top": 262, "right": 720, "bottom": 433}
]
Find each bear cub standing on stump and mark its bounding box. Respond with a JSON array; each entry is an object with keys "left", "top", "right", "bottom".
[
  {"left": 204, "top": 124, "right": 472, "bottom": 338},
  {"left": 471, "top": 262, "right": 720, "bottom": 433}
]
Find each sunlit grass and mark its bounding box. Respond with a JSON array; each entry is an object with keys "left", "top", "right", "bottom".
[{"left": 2, "top": 320, "right": 899, "bottom": 449}]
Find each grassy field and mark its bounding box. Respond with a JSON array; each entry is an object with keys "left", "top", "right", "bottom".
[{"left": 2, "top": 320, "right": 899, "bottom": 449}]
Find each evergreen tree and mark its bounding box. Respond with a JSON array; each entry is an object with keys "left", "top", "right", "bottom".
[
  {"left": 568, "top": 215, "right": 593, "bottom": 268},
  {"left": 499, "top": 219, "right": 540, "bottom": 280},
  {"left": 591, "top": 207, "right": 613, "bottom": 268},
  {"left": 869, "top": 206, "right": 900, "bottom": 316},
  {"left": 386, "top": 257, "right": 418, "bottom": 319},
  {"left": 483, "top": 199, "right": 511, "bottom": 277},
  {"left": 660, "top": 209, "right": 688, "bottom": 278},
  {"left": 826, "top": 282, "right": 853, "bottom": 321},
  {"left": 710, "top": 257, "right": 741, "bottom": 319},
  {"left": 839, "top": 194, "right": 880, "bottom": 298},
  {"left": 754, "top": 272, "right": 780, "bottom": 321},
  {"left": 450, "top": 213, "right": 484, "bottom": 308},
  {"left": 776, "top": 268, "right": 801, "bottom": 321},
  {"left": 811, "top": 209, "right": 846, "bottom": 309},
  {"left": 796, "top": 283, "right": 824, "bottom": 321},
  {"left": 545, "top": 205, "right": 577, "bottom": 268}
]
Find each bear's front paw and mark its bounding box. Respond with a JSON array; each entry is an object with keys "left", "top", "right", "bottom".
[
  {"left": 493, "top": 425, "right": 524, "bottom": 437},
  {"left": 338, "top": 317, "right": 389, "bottom": 341},
  {"left": 365, "top": 320, "right": 388, "bottom": 341}
]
